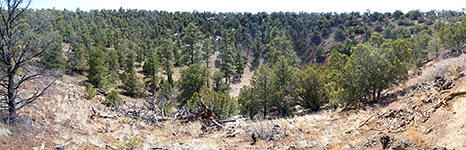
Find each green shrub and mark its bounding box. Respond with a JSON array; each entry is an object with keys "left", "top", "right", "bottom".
[
  {"left": 124, "top": 137, "right": 140, "bottom": 150},
  {"left": 185, "top": 89, "right": 237, "bottom": 120},
  {"left": 85, "top": 83, "right": 96, "bottom": 100},
  {"left": 107, "top": 90, "right": 124, "bottom": 107}
]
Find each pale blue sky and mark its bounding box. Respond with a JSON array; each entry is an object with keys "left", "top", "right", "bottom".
[{"left": 30, "top": 0, "right": 466, "bottom": 13}]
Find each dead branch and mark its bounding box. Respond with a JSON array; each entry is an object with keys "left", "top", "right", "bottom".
[
  {"left": 431, "top": 90, "right": 466, "bottom": 111},
  {"left": 90, "top": 107, "right": 116, "bottom": 119},
  {"left": 219, "top": 119, "right": 236, "bottom": 123},
  {"left": 357, "top": 111, "right": 380, "bottom": 128},
  {"left": 53, "top": 140, "right": 71, "bottom": 150}
]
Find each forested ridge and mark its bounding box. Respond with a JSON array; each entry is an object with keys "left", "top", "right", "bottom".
[{"left": 37, "top": 8, "right": 466, "bottom": 119}]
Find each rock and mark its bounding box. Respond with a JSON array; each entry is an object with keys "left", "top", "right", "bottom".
[
  {"left": 341, "top": 145, "right": 351, "bottom": 150},
  {"left": 433, "top": 147, "right": 447, "bottom": 150},
  {"left": 391, "top": 140, "right": 410, "bottom": 150},
  {"left": 379, "top": 135, "right": 390, "bottom": 150},
  {"left": 251, "top": 132, "right": 257, "bottom": 145},
  {"left": 299, "top": 140, "right": 312, "bottom": 147}
]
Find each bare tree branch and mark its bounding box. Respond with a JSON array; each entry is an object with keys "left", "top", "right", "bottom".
[{"left": 0, "top": 0, "right": 57, "bottom": 123}]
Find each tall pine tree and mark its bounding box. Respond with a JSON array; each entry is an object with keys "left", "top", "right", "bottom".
[
  {"left": 87, "top": 47, "right": 109, "bottom": 89},
  {"left": 122, "top": 53, "right": 143, "bottom": 97},
  {"left": 143, "top": 49, "right": 162, "bottom": 94}
]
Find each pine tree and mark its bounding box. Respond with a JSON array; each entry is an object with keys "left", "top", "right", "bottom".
[
  {"left": 87, "top": 47, "right": 109, "bottom": 89},
  {"left": 201, "top": 37, "right": 213, "bottom": 67},
  {"left": 181, "top": 23, "right": 202, "bottom": 65},
  {"left": 68, "top": 43, "right": 87, "bottom": 73},
  {"left": 157, "top": 39, "right": 175, "bottom": 86},
  {"left": 234, "top": 50, "right": 245, "bottom": 78},
  {"left": 177, "top": 63, "right": 210, "bottom": 105},
  {"left": 107, "top": 90, "right": 124, "bottom": 107},
  {"left": 40, "top": 41, "right": 67, "bottom": 73},
  {"left": 212, "top": 71, "right": 230, "bottom": 94},
  {"left": 219, "top": 46, "right": 235, "bottom": 83},
  {"left": 107, "top": 50, "right": 120, "bottom": 83},
  {"left": 143, "top": 50, "right": 162, "bottom": 94},
  {"left": 85, "top": 83, "right": 96, "bottom": 100},
  {"left": 251, "top": 64, "right": 276, "bottom": 119},
  {"left": 122, "top": 56, "right": 143, "bottom": 97}
]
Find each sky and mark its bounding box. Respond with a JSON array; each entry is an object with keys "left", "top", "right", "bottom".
[{"left": 29, "top": 0, "right": 466, "bottom": 13}]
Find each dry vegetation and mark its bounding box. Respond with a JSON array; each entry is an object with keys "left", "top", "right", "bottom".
[{"left": 2, "top": 54, "right": 466, "bottom": 150}]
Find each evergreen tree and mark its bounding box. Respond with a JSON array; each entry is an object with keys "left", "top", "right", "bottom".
[
  {"left": 68, "top": 43, "right": 87, "bottom": 73},
  {"left": 238, "top": 64, "right": 276, "bottom": 119},
  {"left": 157, "top": 81, "right": 176, "bottom": 117},
  {"left": 177, "top": 63, "right": 210, "bottom": 105},
  {"left": 87, "top": 47, "right": 109, "bottom": 89},
  {"left": 157, "top": 39, "right": 175, "bottom": 86},
  {"left": 292, "top": 65, "right": 329, "bottom": 111},
  {"left": 122, "top": 56, "right": 143, "bottom": 97},
  {"left": 219, "top": 45, "right": 235, "bottom": 83},
  {"left": 201, "top": 37, "right": 213, "bottom": 68},
  {"left": 181, "top": 23, "right": 202, "bottom": 65},
  {"left": 233, "top": 50, "right": 245, "bottom": 78},
  {"left": 40, "top": 41, "right": 67, "bottom": 72},
  {"left": 265, "top": 36, "right": 301, "bottom": 67},
  {"left": 107, "top": 50, "right": 120, "bottom": 83},
  {"left": 185, "top": 89, "right": 237, "bottom": 120},
  {"left": 107, "top": 90, "right": 124, "bottom": 108},
  {"left": 212, "top": 71, "right": 230, "bottom": 94},
  {"left": 143, "top": 50, "right": 162, "bottom": 94}
]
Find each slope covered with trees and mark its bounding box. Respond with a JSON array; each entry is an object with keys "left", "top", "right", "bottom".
[{"left": 33, "top": 7, "right": 466, "bottom": 119}]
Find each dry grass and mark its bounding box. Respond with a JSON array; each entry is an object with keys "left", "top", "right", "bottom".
[
  {"left": 0, "top": 124, "right": 11, "bottom": 137},
  {"left": 407, "top": 126, "right": 423, "bottom": 147},
  {"left": 185, "top": 139, "right": 218, "bottom": 150},
  {"left": 163, "top": 120, "right": 202, "bottom": 137},
  {"left": 449, "top": 64, "right": 458, "bottom": 77},
  {"left": 409, "top": 55, "right": 466, "bottom": 86}
]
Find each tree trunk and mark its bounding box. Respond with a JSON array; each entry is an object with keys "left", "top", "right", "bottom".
[
  {"left": 376, "top": 89, "right": 382, "bottom": 102},
  {"left": 263, "top": 98, "right": 267, "bottom": 119},
  {"left": 8, "top": 72, "right": 16, "bottom": 122}
]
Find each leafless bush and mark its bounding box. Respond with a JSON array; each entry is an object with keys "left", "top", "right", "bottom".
[
  {"left": 244, "top": 120, "right": 288, "bottom": 141},
  {"left": 411, "top": 55, "right": 466, "bottom": 85}
]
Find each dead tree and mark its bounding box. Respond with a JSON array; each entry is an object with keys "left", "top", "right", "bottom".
[
  {"left": 0, "top": 0, "right": 57, "bottom": 123},
  {"left": 196, "top": 96, "right": 223, "bottom": 129}
]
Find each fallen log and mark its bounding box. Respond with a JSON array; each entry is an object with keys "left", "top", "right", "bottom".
[
  {"left": 432, "top": 90, "right": 466, "bottom": 110},
  {"left": 219, "top": 119, "right": 236, "bottom": 124},
  {"left": 90, "top": 107, "right": 116, "bottom": 119}
]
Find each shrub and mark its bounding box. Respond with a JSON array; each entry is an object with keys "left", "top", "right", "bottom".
[
  {"left": 124, "top": 137, "right": 140, "bottom": 150},
  {"left": 333, "top": 29, "right": 345, "bottom": 42},
  {"left": 107, "top": 90, "right": 124, "bottom": 107},
  {"left": 85, "top": 83, "right": 96, "bottom": 100},
  {"left": 185, "top": 89, "right": 237, "bottom": 120}
]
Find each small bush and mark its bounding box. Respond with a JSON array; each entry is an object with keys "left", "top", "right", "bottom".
[
  {"left": 107, "top": 90, "right": 124, "bottom": 107},
  {"left": 85, "top": 83, "right": 96, "bottom": 100},
  {"left": 124, "top": 137, "right": 140, "bottom": 150}
]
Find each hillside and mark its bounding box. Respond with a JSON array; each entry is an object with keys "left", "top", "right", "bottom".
[
  {"left": 3, "top": 1, "right": 466, "bottom": 149},
  {"left": 1, "top": 53, "right": 466, "bottom": 149}
]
